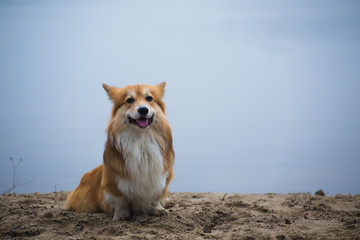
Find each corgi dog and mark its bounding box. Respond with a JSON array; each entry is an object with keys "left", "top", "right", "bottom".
[{"left": 64, "top": 82, "right": 174, "bottom": 220}]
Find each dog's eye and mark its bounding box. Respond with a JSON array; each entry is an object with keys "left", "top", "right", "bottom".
[
  {"left": 126, "top": 98, "right": 135, "bottom": 104},
  {"left": 145, "top": 96, "right": 153, "bottom": 102}
]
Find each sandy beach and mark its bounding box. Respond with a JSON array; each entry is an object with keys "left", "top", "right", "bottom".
[{"left": 0, "top": 191, "right": 359, "bottom": 239}]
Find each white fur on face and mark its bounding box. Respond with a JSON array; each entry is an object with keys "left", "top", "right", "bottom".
[
  {"left": 142, "top": 87, "right": 150, "bottom": 96},
  {"left": 115, "top": 128, "right": 168, "bottom": 210},
  {"left": 127, "top": 103, "right": 155, "bottom": 120}
]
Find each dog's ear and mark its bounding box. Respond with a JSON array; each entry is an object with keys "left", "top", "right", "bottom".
[
  {"left": 155, "top": 82, "right": 166, "bottom": 98},
  {"left": 102, "top": 83, "right": 119, "bottom": 101},
  {"left": 102, "top": 83, "right": 112, "bottom": 93}
]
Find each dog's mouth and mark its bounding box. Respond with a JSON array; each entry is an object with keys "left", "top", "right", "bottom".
[{"left": 128, "top": 115, "right": 154, "bottom": 128}]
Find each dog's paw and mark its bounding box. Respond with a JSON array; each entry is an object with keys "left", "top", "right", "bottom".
[
  {"left": 112, "top": 208, "right": 131, "bottom": 221},
  {"left": 148, "top": 201, "right": 167, "bottom": 216},
  {"left": 160, "top": 197, "right": 173, "bottom": 209},
  {"left": 149, "top": 208, "right": 167, "bottom": 216}
]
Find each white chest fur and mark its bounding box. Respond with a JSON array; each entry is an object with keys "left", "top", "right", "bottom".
[{"left": 116, "top": 129, "right": 167, "bottom": 209}]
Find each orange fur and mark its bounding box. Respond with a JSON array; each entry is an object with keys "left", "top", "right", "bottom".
[{"left": 64, "top": 82, "right": 174, "bottom": 219}]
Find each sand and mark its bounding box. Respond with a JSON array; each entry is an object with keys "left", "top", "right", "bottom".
[{"left": 0, "top": 191, "right": 359, "bottom": 239}]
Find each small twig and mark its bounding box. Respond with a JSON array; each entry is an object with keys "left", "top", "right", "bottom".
[
  {"left": 16, "top": 177, "right": 37, "bottom": 188},
  {"left": 2, "top": 157, "right": 35, "bottom": 194},
  {"left": 3, "top": 186, "right": 16, "bottom": 195}
]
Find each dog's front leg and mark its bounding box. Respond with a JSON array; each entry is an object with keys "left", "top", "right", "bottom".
[
  {"left": 104, "top": 193, "right": 130, "bottom": 220},
  {"left": 113, "top": 199, "right": 131, "bottom": 221}
]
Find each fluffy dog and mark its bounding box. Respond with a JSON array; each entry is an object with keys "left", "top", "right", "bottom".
[{"left": 64, "top": 82, "right": 174, "bottom": 220}]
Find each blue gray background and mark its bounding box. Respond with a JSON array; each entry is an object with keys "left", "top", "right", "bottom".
[{"left": 1, "top": 0, "right": 359, "bottom": 195}]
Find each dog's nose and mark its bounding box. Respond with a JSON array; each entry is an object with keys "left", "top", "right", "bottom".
[{"left": 138, "top": 107, "right": 149, "bottom": 115}]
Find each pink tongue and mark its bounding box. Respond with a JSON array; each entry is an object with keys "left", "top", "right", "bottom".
[{"left": 136, "top": 119, "right": 149, "bottom": 128}]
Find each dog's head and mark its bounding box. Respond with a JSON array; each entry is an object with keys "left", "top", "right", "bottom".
[{"left": 103, "top": 82, "right": 167, "bottom": 131}]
